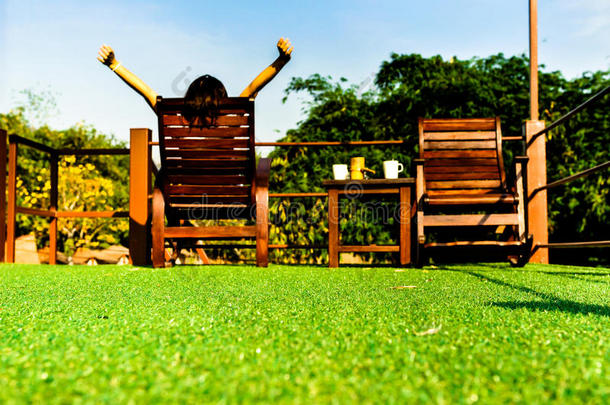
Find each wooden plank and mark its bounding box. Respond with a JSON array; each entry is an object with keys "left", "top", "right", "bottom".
[
  {"left": 15, "top": 206, "right": 55, "bottom": 217},
  {"left": 168, "top": 185, "right": 250, "bottom": 195},
  {"left": 170, "top": 207, "right": 252, "bottom": 220},
  {"left": 256, "top": 140, "right": 405, "bottom": 147},
  {"left": 55, "top": 211, "right": 129, "bottom": 218},
  {"left": 163, "top": 126, "right": 249, "bottom": 138},
  {"left": 338, "top": 245, "right": 400, "bottom": 252},
  {"left": 426, "top": 180, "right": 502, "bottom": 189},
  {"left": 163, "top": 115, "right": 248, "bottom": 127},
  {"left": 269, "top": 244, "right": 327, "bottom": 249},
  {"left": 424, "top": 131, "right": 496, "bottom": 141},
  {"left": 269, "top": 192, "right": 327, "bottom": 198},
  {"left": 168, "top": 195, "right": 251, "bottom": 205},
  {"left": 9, "top": 135, "right": 55, "bottom": 154},
  {"left": 423, "top": 150, "right": 497, "bottom": 159},
  {"left": 427, "top": 189, "right": 502, "bottom": 196},
  {"left": 425, "top": 240, "right": 522, "bottom": 247},
  {"left": 165, "top": 159, "right": 249, "bottom": 169},
  {"left": 423, "top": 213, "right": 518, "bottom": 227},
  {"left": 322, "top": 179, "right": 415, "bottom": 186},
  {"left": 427, "top": 194, "right": 515, "bottom": 205},
  {"left": 164, "top": 225, "right": 256, "bottom": 238},
  {"left": 169, "top": 202, "right": 249, "bottom": 208},
  {"left": 339, "top": 188, "right": 400, "bottom": 195},
  {"left": 167, "top": 175, "right": 249, "bottom": 185},
  {"left": 422, "top": 118, "right": 496, "bottom": 131},
  {"left": 165, "top": 150, "right": 250, "bottom": 159},
  {"left": 159, "top": 96, "right": 252, "bottom": 110},
  {"left": 58, "top": 148, "right": 130, "bottom": 156},
  {"left": 424, "top": 166, "right": 499, "bottom": 173},
  {"left": 423, "top": 140, "right": 496, "bottom": 150},
  {"left": 165, "top": 165, "right": 249, "bottom": 178},
  {"left": 425, "top": 158, "right": 498, "bottom": 167},
  {"left": 164, "top": 138, "right": 249, "bottom": 149},
  {"left": 425, "top": 172, "right": 500, "bottom": 180}
]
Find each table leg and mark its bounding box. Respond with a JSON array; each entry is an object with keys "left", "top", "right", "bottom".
[
  {"left": 328, "top": 189, "right": 340, "bottom": 268},
  {"left": 399, "top": 186, "right": 411, "bottom": 266}
]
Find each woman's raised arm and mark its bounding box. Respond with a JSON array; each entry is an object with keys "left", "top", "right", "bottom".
[
  {"left": 98, "top": 44, "right": 159, "bottom": 109},
  {"left": 240, "top": 38, "right": 293, "bottom": 98}
]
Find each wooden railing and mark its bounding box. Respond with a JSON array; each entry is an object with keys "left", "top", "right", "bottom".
[
  {"left": 530, "top": 85, "right": 610, "bottom": 251},
  {"left": 0, "top": 124, "right": 538, "bottom": 263},
  {"left": 0, "top": 129, "right": 152, "bottom": 265}
]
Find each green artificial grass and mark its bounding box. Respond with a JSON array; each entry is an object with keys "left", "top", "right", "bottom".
[{"left": 0, "top": 263, "right": 608, "bottom": 404}]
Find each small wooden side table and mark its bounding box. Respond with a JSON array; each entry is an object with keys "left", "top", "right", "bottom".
[{"left": 323, "top": 178, "right": 415, "bottom": 268}]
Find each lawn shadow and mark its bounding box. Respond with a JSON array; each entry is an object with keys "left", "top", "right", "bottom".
[
  {"left": 529, "top": 270, "right": 610, "bottom": 285},
  {"left": 491, "top": 300, "right": 610, "bottom": 317},
  {"left": 438, "top": 266, "right": 610, "bottom": 318}
]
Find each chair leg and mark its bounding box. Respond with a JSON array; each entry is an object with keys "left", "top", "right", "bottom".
[
  {"left": 152, "top": 188, "right": 166, "bottom": 268},
  {"left": 256, "top": 211, "right": 268, "bottom": 267},
  {"left": 255, "top": 188, "right": 269, "bottom": 268},
  {"left": 415, "top": 242, "right": 425, "bottom": 268}
]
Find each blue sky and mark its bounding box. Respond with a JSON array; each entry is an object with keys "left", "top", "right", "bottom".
[{"left": 1, "top": 0, "right": 608, "bottom": 147}]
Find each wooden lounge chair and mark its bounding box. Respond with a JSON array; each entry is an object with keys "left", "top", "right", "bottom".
[
  {"left": 415, "top": 117, "right": 531, "bottom": 266},
  {"left": 152, "top": 97, "right": 269, "bottom": 268}
]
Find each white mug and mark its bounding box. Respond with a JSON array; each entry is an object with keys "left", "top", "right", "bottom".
[
  {"left": 383, "top": 160, "right": 404, "bottom": 179},
  {"left": 333, "top": 164, "right": 349, "bottom": 180}
]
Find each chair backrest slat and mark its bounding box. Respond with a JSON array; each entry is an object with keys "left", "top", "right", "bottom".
[
  {"left": 157, "top": 97, "right": 256, "bottom": 210},
  {"left": 419, "top": 117, "right": 507, "bottom": 196}
]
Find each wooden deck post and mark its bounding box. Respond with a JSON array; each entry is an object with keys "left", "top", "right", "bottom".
[
  {"left": 529, "top": 0, "right": 539, "bottom": 121},
  {"left": 49, "top": 152, "right": 58, "bottom": 265},
  {"left": 0, "top": 129, "right": 6, "bottom": 262},
  {"left": 525, "top": 0, "right": 548, "bottom": 263},
  {"left": 524, "top": 120, "right": 548, "bottom": 263},
  {"left": 6, "top": 138, "right": 17, "bottom": 263},
  {"left": 129, "top": 128, "right": 152, "bottom": 266}
]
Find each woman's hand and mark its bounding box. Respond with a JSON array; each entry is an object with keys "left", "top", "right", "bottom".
[
  {"left": 277, "top": 37, "right": 293, "bottom": 62},
  {"left": 97, "top": 44, "right": 119, "bottom": 69}
]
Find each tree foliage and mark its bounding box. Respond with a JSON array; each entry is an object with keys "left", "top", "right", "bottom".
[{"left": 268, "top": 53, "right": 609, "bottom": 265}]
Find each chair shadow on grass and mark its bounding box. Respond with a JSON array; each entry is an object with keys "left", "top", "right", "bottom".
[
  {"left": 439, "top": 266, "right": 610, "bottom": 317},
  {"left": 530, "top": 270, "right": 610, "bottom": 285}
]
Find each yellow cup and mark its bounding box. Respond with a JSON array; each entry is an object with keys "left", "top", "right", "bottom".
[{"left": 350, "top": 157, "right": 375, "bottom": 179}]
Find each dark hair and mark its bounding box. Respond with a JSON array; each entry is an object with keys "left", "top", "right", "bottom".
[{"left": 183, "top": 75, "right": 228, "bottom": 126}]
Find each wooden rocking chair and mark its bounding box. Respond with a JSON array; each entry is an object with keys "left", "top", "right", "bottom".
[
  {"left": 152, "top": 97, "right": 269, "bottom": 268},
  {"left": 415, "top": 117, "right": 531, "bottom": 266}
]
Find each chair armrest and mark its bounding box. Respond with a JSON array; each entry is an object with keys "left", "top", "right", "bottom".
[{"left": 414, "top": 159, "right": 426, "bottom": 204}]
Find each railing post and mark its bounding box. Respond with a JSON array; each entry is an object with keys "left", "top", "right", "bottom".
[
  {"left": 6, "top": 137, "right": 17, "bottom": 263},
  {"left": 529, "top": 0, "right": 539, "bottom": 121},
  {"left": 524, "top": 120, "right": 548, "bottom": 263},
  {"left": 0, "top": 129, "right": 6, "bottom": 262},
  {"left": 129, "top": 128, "right": 152, "bottom": 265},
  {"left": 49, "top": 152, "right": 58, "bottom": 265}
]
